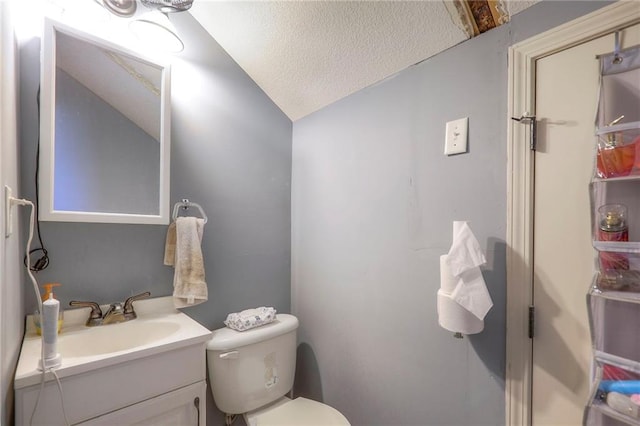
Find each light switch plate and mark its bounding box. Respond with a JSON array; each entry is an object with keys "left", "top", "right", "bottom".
[{"left": 444, "top": 117, "right": 468, "bottom": 155}]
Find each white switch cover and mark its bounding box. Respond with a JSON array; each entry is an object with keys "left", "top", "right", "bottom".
[{"left": 444, "top": 117, "right": 468, "bottom": 155}]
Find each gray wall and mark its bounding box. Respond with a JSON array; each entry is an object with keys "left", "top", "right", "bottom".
[
  {"left": 291, "top": 2, "right": 611, "bottom": 425},
  {"left": 18, "top": 11, "right": 292, "bottom": 425},
  {"left": 1, "top": 4, "right": 26, "bottom": 425}
]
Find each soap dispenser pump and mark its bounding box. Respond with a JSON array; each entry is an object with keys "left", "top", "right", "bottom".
[{"left": 34, "top": 283, "right": 63, "bottom": 335}]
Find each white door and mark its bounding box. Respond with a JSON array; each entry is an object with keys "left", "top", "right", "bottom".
[{"left": 532, "top": 23, "right": 640, "bottom": 425}]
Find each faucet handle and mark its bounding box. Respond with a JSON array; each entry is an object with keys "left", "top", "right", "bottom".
[
  {"left": 123, "top": 291, "right": 151, "bottom": 315},
  {"left": 107, "top": 302, "right": 124, "bottom": 314},
  {"left": 102, "top": 302, "right": 126, "bottom": 325},
  {"left": 69, "top": 300, "right": 103, "bottom": 326}
]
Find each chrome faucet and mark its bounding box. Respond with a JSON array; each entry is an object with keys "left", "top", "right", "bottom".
[
  {"left": 68, "top": 300, "right": 103, "bottom": 327},
  {"left": 69, "top": 291, "right": 151, "bottom": 327},
  {"left": 102, "top": 302, "right": 126, "bottom": 325}
]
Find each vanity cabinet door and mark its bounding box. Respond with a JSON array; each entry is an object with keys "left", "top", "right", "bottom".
[
  {"left": 78, "top": 381, "right": 206, "bottom": 426},
  {"left": 16, "top": 343, "right": 207, "bottom": 425}
]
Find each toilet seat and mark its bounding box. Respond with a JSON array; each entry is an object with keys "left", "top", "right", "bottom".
[{"left": 245, "top": 397, "right": 350, "bottom": 426}]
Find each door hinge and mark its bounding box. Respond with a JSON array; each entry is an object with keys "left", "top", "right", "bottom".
[
  {"left": 511, "top": 114, "right": 537, "bottom": 151},
  {"left": 528, "top": 305, "right": 535, "bottom": 339}
]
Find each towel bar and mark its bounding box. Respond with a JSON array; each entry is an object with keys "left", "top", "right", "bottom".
[{"left": 172, "top": 199, "right": 208, "bottom": 223}]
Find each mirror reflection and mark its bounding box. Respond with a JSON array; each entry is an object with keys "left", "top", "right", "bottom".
[{"left": 40, "top": 19, "right": 170, "bottom": 224}]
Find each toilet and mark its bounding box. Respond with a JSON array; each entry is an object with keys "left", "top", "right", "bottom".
[{"left": 207, "top": 314, "right": 350, "bottom": 426}]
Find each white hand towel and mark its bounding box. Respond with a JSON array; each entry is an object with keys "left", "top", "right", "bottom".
[
  {"left": 166, "top": 217, "right": 208, "bottom": 308},
  {"left": 446, "top": 221, "right": 493, "bottom": 320},
  {"left": 164, "top": 221, "right": 176, "bottom": 266}
]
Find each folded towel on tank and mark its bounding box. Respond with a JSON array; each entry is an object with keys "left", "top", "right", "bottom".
[{"left": 224, "top": 307, "right": 277, "bottom": 331}]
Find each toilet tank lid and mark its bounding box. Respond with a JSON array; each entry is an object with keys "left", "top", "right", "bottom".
[{"left": 207, "top": 313, "right": 299, "bottom": 351}]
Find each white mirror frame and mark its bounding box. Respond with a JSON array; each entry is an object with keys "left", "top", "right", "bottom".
[{"left": 39, "top": 17, "right": 171, "bottom": 225}]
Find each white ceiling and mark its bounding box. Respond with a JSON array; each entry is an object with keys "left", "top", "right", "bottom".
[{"left": 189, "top": 1, "right": 538, "bottom": 121}]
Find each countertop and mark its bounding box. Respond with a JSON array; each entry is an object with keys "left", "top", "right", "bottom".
[{"left": 14, "top": 296, "right": 212, "bottom": 389}]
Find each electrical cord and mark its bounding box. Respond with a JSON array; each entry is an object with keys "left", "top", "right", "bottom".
[
  {"left": 24, "top": 85, "right": 50, "bottom": 273},
  {"left": 29, "top": 367, "right": 70, "bottom": 426},
  {"left": 14, "top": 199, "right": 69, "bottom": 426},
  {"left": 29, "top": 369, "right": 45, "bottom": 426},
  {"left": 20, "top": 200, "right": 45, "bottom": 425},
  {"left": 51, "top": 369, "right": 70, "bottom": 426}
]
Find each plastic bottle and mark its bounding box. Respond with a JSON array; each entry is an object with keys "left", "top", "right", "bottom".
[
  {"left": 596, "top": 117, "right": 635, "bottom": 178},
  {"left": 34, "top": 283, "right": 63, "bottom": 335},
  {"left": 598, "top": 204, "right": 629, "bottom": 271},
  {"left": 40, "top": 291, "right": 62, "bottom": 370}
]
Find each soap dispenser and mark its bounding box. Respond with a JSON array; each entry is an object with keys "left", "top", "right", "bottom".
[{"left": 34, "top": 283, "right": 63, "bottom": 335}]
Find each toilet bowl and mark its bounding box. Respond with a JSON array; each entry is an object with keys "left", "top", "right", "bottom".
[
  {"left": 245, "top": 395, "right": 349, "bottom": 426},
  {"left": 206, "top": 313, "right": 349, "bottom": 425}
]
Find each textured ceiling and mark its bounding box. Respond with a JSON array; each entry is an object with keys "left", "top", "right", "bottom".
[{"left": 190, "top": 1, "right": 538, "bottom": 121}]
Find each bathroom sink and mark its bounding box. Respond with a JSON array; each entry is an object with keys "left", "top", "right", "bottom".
[
  {"left": 14, "top": 296, "right": 212, "bottom": 425},
  {"left": 14, "top": 296, "right": 212, "bottom": 389},
  {"left": 58, "top": 320, "right": 181, "bottom": 357}
]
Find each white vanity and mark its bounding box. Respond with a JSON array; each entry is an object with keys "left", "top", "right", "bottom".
[{"left": 14, "top": 296, "right": 212, "bottom": 425}]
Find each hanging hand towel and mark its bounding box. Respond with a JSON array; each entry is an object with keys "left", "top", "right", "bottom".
[
  {"left": 445, "top": 221, "right": 493, "bottom": 320},
  {"left": 166, "top": 217, "right": 208, "bottom": 308},
  {"left": 164, "top": 221, "right": 177, "bottom": 266}
]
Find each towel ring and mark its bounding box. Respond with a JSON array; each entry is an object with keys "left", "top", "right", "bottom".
[{"left": 172, "top": 199, "right": 208, "bottom": 223}]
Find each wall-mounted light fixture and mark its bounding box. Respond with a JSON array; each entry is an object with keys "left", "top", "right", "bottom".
[
  {"left": 95, "top": 0, "right": 190, "bottom": 53},
  {"left": 97, "top": 0, "right": 137, "bottom": 17},
  {"left": 140, "top": 0, "right": 192, "bottom": 14},
  {"left": 129, "top": 11, "right": 184, "bottom": 53}
]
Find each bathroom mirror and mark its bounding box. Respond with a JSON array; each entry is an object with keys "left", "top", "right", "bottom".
[{"left": 39, "top": 18, "right": 171, "bottom": 224}]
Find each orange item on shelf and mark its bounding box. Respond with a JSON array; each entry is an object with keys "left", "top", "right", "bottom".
[{"left": 597, "top": 143, "right": 636, "bottom": 178}]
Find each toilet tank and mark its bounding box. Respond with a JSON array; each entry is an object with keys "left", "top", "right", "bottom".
[{"left": 207, "top": 314, "right": 299, "bottom": 415}]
